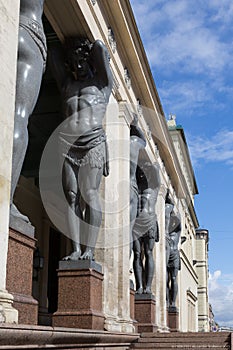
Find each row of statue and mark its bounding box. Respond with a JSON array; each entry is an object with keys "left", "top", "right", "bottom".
[
  {"left": 130, "top": 117, "right": 183, "bottom": 308},
  {"left": 10, "top": 0, "right": 184, "bottom": 309}
]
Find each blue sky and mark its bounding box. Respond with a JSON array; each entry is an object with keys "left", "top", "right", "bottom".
[{"left": 130, "top": 0, "right": 233, "bottom": 326}]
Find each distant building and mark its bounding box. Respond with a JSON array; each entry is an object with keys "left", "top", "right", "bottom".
[
  {"left": 209, "top": 303, "right": 219, "bottom": 332},
  {"left": 218, "top": 326, "right": 233, "bottom": 332}
]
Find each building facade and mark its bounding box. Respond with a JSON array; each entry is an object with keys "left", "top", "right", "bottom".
[{"left": 0, "top": 0, "right": 209, "bottom": 335}]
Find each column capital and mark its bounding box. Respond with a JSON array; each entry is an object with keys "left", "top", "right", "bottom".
[{"left": 196, "top": 229, "right": 209, "bottom": 243}]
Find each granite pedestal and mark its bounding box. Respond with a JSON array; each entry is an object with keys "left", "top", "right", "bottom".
[
  {"left": 6, "top": 218, "right": 38, "bottom": 325},
  {"left": 130, "top": 281, "right": 137, "bottom": 332},
  {"left": 167, "top": 306, "right": 179, "bottom": 332},
  {"left": 134, "top": 293, "right": 157, "bottom": 333},
  {"left": 53, "top": 260, "right": 105, "bottom": 330}
]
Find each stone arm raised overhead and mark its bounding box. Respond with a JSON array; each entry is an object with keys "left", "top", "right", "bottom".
[
  {"left": 149, "top": 162, "right": 161, "bottom": 191},
  {"left": 89, "top": 40, "right": 113, "bottom": 99}
]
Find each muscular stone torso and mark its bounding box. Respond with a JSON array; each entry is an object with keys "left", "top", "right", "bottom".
[
  {"left": 166, "top": 214, "right": 181, "bottom": 251},
  {"left": 62, "top": 80, "right": 107, "bottom": 136},
  {"left": 141, "top": 192, "right": 156, "bottom": 215},
  {"left": 168, "top": 231, "right": 179, "bottom": 250}
]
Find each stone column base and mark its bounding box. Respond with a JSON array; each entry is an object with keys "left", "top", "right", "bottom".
[
  {"left": 53, "top": 260, "right": 104, "bottom": 330},
  {"left": 167, "top": 306, "right": 179, "bottom": 331},
  {"left": 0, "top": 290, "right": 18, "bottom": 323},
  {"left": 11, "top": 293, "right": 38, "bottom": 325},
  {"left": 130, "top": 281, "right": 137, "bottom": 332},
  {"left": 6, "top": 225, "right": 38, "bottom": 325},
  {"left": 134, "top": 294, "right": 157, "bottom": 333},
  {"left": 104, "top": 315, "right": 135, "bottom": 333}
]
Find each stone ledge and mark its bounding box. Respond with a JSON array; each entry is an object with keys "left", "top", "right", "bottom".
[
  {"left": 0, "top": 324, "right": 139, "bottom": 348},
  {"left": 9, "top": 217, "right": 35, "bottom": 238},
  {"left": 59, "top": 260, "right": 102, "bottom": 274}
]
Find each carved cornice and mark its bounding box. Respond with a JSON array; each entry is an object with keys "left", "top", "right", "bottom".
[
  {"left": 124, "top": 68, "right": 131, "bottom": 89},
  {"left": 146, "top": 123, "right": 152, "bottom": 140},
  {"left": 137, "top": 99, "right": 143, "bottom": 117},
  {"left": 186, "top": 288, "right": 198, "bottom": 302},
  {"left": 108, "top": 27, "right": 116, "bottom": 53}
]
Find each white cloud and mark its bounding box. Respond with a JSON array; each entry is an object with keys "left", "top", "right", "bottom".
[
  {"left": 130, "top": 0, "right": 233, "bottom": 121},
  {"left": 210, "top": 0, "right": 233, "bottom": 25},
  {"left": 148, "top": 27, "right": 229, "bottom": 75},
  {"left": 131, "top": 0, "right": 233, "bottom": 75},
  {"left": 159, "top": 80, "right": 211, "bottom": 116},
  {"left": 187, "top": 130, "right": 233, "bottom": 167},
  {"left": 209, "top": 270, "right": 233, "bottom": 326}
]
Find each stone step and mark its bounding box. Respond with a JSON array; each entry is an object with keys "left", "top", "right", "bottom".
[
  {"left": 132, "top": 344, "right": 230, "bottom": 348},
  {"left": 131, "top": 344, "right": 230, "bottom": 350},
  {"left": 130, "top": 332, "right": 231, "bottom": 349},
  {"left": 141, "top": 332, "right": 230, "bottom": 339},
  {"left": 131, "top": 344, "right": 230, "bottom": 348},
  {"left": 137, "top": 338, "right": 230, "bottom": 343}
]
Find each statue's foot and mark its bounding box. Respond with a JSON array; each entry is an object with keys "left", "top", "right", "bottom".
[
  {"left": 136, "top": 287, "right": 143, "bottom": 294},
  {"left": 80, "top": 249, "right": 94, "bottom": 260},
  {"left": 10, "top": 203, "right": 30, "bottom": 223},
  {"left": 168, "top": 304, "right": 177, "bottom": 312},
  {"left": 62, "top": 250, "right": 81, "bottom": 261},
  {"left": 144, "top": 286, "right": 152, "bottom": 294}
]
